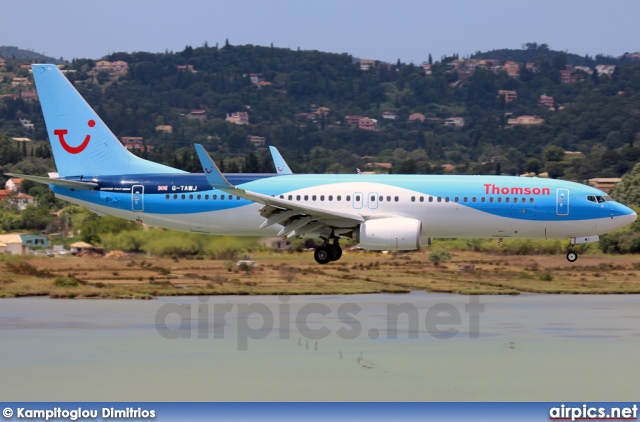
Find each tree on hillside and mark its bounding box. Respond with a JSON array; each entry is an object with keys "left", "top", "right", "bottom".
[{"left": 611, "top": 162, "right": 640, "bottom": 207}]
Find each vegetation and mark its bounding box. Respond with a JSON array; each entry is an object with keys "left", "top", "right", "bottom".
[
  {"left": 2, "top": 42, "right": 640, "bottom": 262},
  {"left": 2, "top": 42, "right": 640, "bottom": 181},
  {"left": 2, "top": 249, "right": 640, "bottom": 299}
]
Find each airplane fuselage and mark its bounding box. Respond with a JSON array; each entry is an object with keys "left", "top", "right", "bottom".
[{"left": 53, "top": 173, "right": 635, "bottom": 241}]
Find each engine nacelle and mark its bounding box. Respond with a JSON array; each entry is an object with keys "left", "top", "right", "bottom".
[{"left": 359, "top": 217, "right": 422, "bottom": 250}]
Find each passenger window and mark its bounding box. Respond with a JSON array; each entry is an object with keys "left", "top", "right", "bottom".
[
  {"left": 411, "top": 196, "right": 415, "bottom": 202},
  {"left": 346, "top": 195, "right": 351, "bottom": 201},
  {"left": 337, "top": 195, "right": 342, "bottom": 201},
  {"left": 463, "top": 197, "right": 468, "bottom": 202},
  {"left": 213, "top": 194, "right": 217, "bottom": 200},
  {"left": 454, "top": 197, "right": 459, "bottom": 203},
  {"left": 304, "top": 195, "right": 308, "bottom": 201},
  {"left": 173, "top": 194, "right": 178, "bottom": 200},
  {"left": 197, "top": 194, "right": 201, "bottom": 200},
  {"left": 296, "top": 195, "right": 301, "bottom": 201},
  {"left": 379, "top": 196, "right": 384, "bottom": 202},
  {"left": 205, "top": 194, "right": 209, "bottom": 200},
  {"left": 489, "top": 197, "right": 494, "bottom": 203},
  {"left": 165, "top": 194, "right": 170, "bottom": 200},
  {"left": 481, "top": 197, "right": 486, "bottom": 203},
  {"left": 521, "top": 197, "right": 525, "bottom": 203},
  {"left": 288, "top": 195, "right": 292, "bottom": 200},
  {"left": 328, "top": 195, "right": 333, "bottom": 201},
  {"left": 321, "top": 195, "right": 325, "bottom": 201},
  {"left": 445, "top": 197, "right": 449, "bottom": 202},
  {"left": 355, "top": 195, "right": 360, "bottom": 201},
  {"left": 395, "top": 196, "right": 399, "bottom": 202},
  {"left": 221, "top": 195, "right": 225, "bottom": 200},
  {"left": 387, "top": 196, "right": 391, "bottom": 202},
  {"left": 420, "top": 196, "right": 424, "bottom": 202},
  {"left": 189, "top": 194, "right": 193, "bottom": 200},
  {"left": 497, "top": 197, "right": 502, "bottom": 203},
  {"left": 280, "top": 195, "right": 284, "bottom": 199},
  {"left": 505, "top": 197, "right": 510, "bottom": 203},
  {"left": 237, "top": 196, "right": 241, "bottom": 200},
  {"left": 437, "top": 197, "right": 442, "bottom": 202},
  {"left": 472, "top": 197, "right": 477, "bottom": 203},
  {"left": 181, "top": 194, "right": 186, "bottom": 200},
  {"left": 529, "top": 198, "right": 534, "bottom": 203},
  {"left": 514, "top": 197, "right": 518, "bottom": 203},
  {"left": 429, "top": 197, "right": 433, "bottom": 202}
]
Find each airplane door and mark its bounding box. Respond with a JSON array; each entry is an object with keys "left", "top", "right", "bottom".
[
  {"left": 367, "top": 192, "right": 378, "bottom": 209},
  {"left": 353, "top": 192, "right": 363, "bottom": 209},
  {"left": 556, "top": 188, "right": 569, "bottom": 216},
  {"left": 132, "top": 185, "right": 144, "bottom": 212}
]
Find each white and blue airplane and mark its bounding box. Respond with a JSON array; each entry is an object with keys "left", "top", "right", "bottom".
[{"left": 7, "top": 64, "right": 637, "bottom": 264}]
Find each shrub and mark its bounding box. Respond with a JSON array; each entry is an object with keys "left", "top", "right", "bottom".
[
  {"left": 429, "top": 248, "right": 451, "bottom": 266},
  {"left": 539, "top": 272, "right": 553, "bottom": 281},
  {"left": 54, "top": 276, "right": 79, "bottom": 287}
]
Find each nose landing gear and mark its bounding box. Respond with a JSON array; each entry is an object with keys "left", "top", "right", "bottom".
[{"left": 566, "top": 245, "right": 578, "bottom": 262}]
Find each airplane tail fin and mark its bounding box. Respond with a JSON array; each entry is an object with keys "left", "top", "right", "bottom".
[{"left": 32, "top": 64, "right": 184, "bottom": 177}]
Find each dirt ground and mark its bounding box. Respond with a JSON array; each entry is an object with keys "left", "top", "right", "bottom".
[{"left": 1, "top": 249, "right": 640, "bottom": 298}]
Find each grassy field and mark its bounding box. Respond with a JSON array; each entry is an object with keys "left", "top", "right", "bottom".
[{"left": 2, "top": 249, "right": 640, "bottom": 298}]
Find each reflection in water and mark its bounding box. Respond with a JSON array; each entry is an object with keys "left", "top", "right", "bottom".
[{"left": 1, "top": 293, "right": 639, "bottom": 401}]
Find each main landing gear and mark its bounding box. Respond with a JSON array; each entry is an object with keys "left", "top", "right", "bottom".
[
  {"left": 566, "top": 245, "right": 578, "bottom": 262},
  {"left": 314, "top": 238, "right": 342, "bottom": 265}
]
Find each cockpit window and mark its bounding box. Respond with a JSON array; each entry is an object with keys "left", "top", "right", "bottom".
[{"left": 588, "top": 195, "right": 611, "bottom": 203}]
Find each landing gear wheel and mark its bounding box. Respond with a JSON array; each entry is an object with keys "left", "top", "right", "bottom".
[
  {"left": 329, "top": 244, "right": 343, "bottom": 261},
  {"left": 566, "top": 251, "right": 578, "bottom": 262},
  {"left": 314, "top": 246, "right": 332, "bottom": 265}
]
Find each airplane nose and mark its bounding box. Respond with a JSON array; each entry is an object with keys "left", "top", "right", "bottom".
[{"left": 618, "top": 209, "right": 637, "bottom": 227}]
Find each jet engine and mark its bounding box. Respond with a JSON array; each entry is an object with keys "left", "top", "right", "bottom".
[{"left": 359, "top": 217, "right": 422, "bottom": 250}]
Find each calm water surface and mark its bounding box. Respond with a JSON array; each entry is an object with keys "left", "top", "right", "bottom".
[{"left": 1, "top": 293, "right": 639, "bottom": 401}]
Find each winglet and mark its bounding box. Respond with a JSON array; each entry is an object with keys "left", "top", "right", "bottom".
[
  {"left": 269, "top": 146, "right": 293, "bottom": 175},
  {"left": 194, "top": 144, "right": 235, "bottom": 189}
]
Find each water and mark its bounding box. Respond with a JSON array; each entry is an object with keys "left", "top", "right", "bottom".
[{"left": 1, "top": 293, "right": 639, "bottom": 401}]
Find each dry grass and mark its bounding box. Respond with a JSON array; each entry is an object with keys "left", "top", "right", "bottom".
[{"left": 1, "top": 249, "right": 640, "bottom": 298}]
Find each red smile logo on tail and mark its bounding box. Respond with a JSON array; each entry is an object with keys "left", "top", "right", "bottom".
[{"left": 54, "top": 119, "right": 95, "bottom": 154}]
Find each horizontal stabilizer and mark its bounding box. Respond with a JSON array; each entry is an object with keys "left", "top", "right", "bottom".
[{"left": 4, "top": 173, "right": 98, "bottom": 190}]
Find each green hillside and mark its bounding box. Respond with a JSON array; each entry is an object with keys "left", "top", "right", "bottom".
[
  {"left": 0, "top": 46, "right": 63, "bottom": 63},
  {"left": 1, "top": 42, "right": 640, "bottom": 181}
]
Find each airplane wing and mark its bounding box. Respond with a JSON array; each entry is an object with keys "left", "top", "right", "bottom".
[
  {"left": 269, "top": 146, "right": 293, "bottom": 175},
  {"left": 194, "top": 144, "right": 363, "bottom": 238},
  {"left": 4, "top": 173, "right": 98, "bottom": 190}
]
